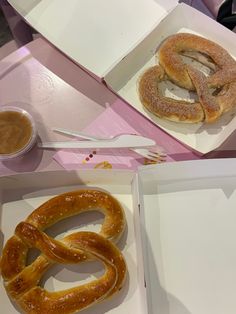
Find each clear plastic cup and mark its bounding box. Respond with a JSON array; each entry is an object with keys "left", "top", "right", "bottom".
[{"left": 0, "top": 106, "right": 37, "bottom": 160}]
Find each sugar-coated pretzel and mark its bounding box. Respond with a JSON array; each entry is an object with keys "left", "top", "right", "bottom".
[
  {"left": 0, "top": 189, "right": 127, "bottom": 314},
  {"left": 138, "top": 65, "right": 204, "bottom": 123},
  {"left": 139, "top": 33, "right": 236, "bottom": 123},
  {"left": 158, "top": 33, "right": 236, "bottom": 91}
]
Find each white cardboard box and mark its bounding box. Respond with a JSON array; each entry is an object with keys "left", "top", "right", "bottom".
[
  {"left": 1, "top": 159, "right": 236, "bottom": 313},
  {"left": 0, "top": 169, "right": 147, "bottom": 314},
  {"left": 138, "top": 159, "right": 236, "bottom": 314},
  {"left": 7, "top": 0, "right": 236, "bottom": 154}
]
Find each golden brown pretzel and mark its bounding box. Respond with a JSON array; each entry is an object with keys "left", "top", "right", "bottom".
[
  {"left": 139, "top": 33, "right": 236, "bottom": 123},
  {"left": 0, "top": 189, "right": 127, "bottom": 314},
  {"left": 158, "top": 33, "right": 236, "bottom": 91},
  {"left": 138, "top": 65, "right": 204, "bottom": 123}
]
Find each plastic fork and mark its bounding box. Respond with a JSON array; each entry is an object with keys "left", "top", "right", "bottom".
[
  {"left": 53, "top": 128, "right": 167, "bottom": 163},
  {"left": 132, "top": 148, "right": 166, "bottom": 163}
]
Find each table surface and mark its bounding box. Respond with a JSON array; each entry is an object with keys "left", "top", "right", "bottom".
[
  {"left": 0, "top": 37, "right": 113, "bottom": 174},
  {"left": 0, "top": 36, "right": 236, "bottom": 176}
]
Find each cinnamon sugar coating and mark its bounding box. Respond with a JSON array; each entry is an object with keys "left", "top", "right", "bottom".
[{"left": 138, "top": 33, "right": 236, "bottom": 123}]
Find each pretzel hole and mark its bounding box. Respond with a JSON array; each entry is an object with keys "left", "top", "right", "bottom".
[
  {"left": 158, "top": 80, "right": 198, "bottom": 103},
  {"left": 211, "top": 86, "right": 224, "bottom": 96},
  {"left": 180, "top": 52, "right": 216, "bottom": 76},
  {"left": 26, "top": 247, "right": 41, "bottom": 266},
  {"left": 45, "top": 211, "right": 105, "bottom": 239},
  {"left": 39, "top": 260, "right": 105, "bottom": 291}
]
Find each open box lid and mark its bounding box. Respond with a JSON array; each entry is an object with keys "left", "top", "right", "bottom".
[
  {"left": 137, "top": 159, "right": 236, "bottom": 314},
  {"left": 7, "top": 0, "right": 178, "bottom": 79}
]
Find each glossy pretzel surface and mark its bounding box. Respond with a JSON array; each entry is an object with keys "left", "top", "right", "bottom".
[{"left": 0, "top": 189, "right": 127, "bottom": 314}]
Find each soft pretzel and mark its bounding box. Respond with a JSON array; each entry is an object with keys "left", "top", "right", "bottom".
[
  {"left": 158, "top": 33, "right": 236, "bottom": 91},
  {"left": 138, "top": 65, "right": 204, "bottom": 123},
  {"left": 138, "top": 33, "right": 236, "bottom": 123},
  {"left": 0, "top": 189, "right": 127, "bottom": 314}
]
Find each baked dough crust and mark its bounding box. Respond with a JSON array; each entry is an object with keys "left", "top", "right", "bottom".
[
  {"left": 158, "top": 33, "right": 236, "bottom": 91},
  {"left": 139, "top": 65, "right": 204, "bottom": 123},
  {"left": 0, "top": 189, "right": 127, "bottom": 314},
  {"left": 139, "top": 33, "right": 236, "bottom": 123}
]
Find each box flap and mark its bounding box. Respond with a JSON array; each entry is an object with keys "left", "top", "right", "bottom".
[
  {"left": 7, "top": 0, "right": 178, "bottom": 78},
  {"left": 137, "top": 159, "right": 236, "bottom": 314}
]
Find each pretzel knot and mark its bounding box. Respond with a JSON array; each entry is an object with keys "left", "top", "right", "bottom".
[
  {"left": 0, "top": 190, "right": 127, "bottom": 314},
  {"left": 139, "top": 33, "right": 236, "bottom": 123}
]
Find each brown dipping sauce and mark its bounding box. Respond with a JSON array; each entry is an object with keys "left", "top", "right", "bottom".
[{"left": 0, "top": 111, "right": 33, "bottom": 155}]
